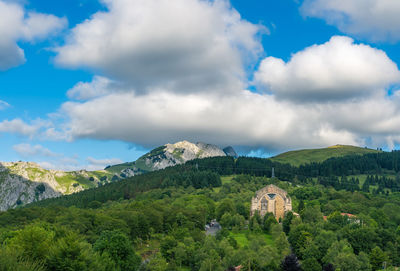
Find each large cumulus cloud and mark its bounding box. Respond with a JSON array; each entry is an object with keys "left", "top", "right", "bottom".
[
  {"left": 0, "top": 0, "right": 67, "bottom": 70},
  {"left": 61, "top": 90, "right": 362, "bottom": 150},
  {"left": 5, "top": 0, "right": 400, "bottom": 154},
  {"left": 301, "top": 0, "right": 400, "bottom": 42},
  {"left": 255, "top": 36, "right": 400, "bottom": 102},
  {"left": 55, "top": 0, "right": 265, "bottom": 94},
  {"left": 58, "top": 32, "right": 400, "bottom": 151}
]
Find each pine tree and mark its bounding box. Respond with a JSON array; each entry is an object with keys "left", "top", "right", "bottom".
[
  {"left": 322, "top": 263, "right": 334, "bottom": 271},
  {"left": 281, "top": 254, "right": 302, "bottom": 271}
]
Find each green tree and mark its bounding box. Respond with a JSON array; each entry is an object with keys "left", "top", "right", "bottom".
[
  {"left": 216, "top": 199, "right": 235, "bottom": 220},
  {"left": 369, "top": 246, "right": 387, "bottom": 271},
  {"left": 199, "top": 249, "right": 222, "bottom": 271},
  {"left": 263, "top": 213, "right": 277, "bottom": 233},
  {"left": 160, "top": 236, "right": 177, "bottom": 260},
  {"left": 173, "top": 243, "right": 187, "bottom": 268},
  {"left": 0, "top": 247, "right": 44, "bottom": 271},
  {"left": 46, "top": 233, "right": 109, "bottom": 271},
  {"left": 301, "top": 257, "right": 321, "bottom": 271},
  {"left": 301, "top": 205, "right": 323, "bottom": 224},
  {"left": 334, "top": 252, "right": 361, "bottom": 271},
  {"left": 275, "top": 232, "right": 291, "bottom": 260},
  {"left": 323, "top": 240, "right": 363, "bottom": 271},
  {"left": 8, "top": 224, "right": 55, "bottom": 262},
  {"left": 314, "top": 230, "right": 337, "bottom": 259},
  {"left": 94, "top": 230, "right": 141, "bottom": 271},
  {"left": 256, "top": 246, "right": 280, "bottom": 270},
  {"left": 301, "top": 240, "right": 321, "bottom": 262},
  {"left": 357, "top": 252, "right": 372, "bottom": 271},
  {"left": 283, "top": 212, "right": 294, "bottom": 234},
  {"left": 298, "top": 200, "right": 305, "bottom": 213},
  {"left": 220, "top": 213, "right": 233, "bottom": 229},
  {"left": 146, "top": 253, "right": 168, "bottom": 271},
  {"left": 322, "top": 240, "right": 353, "bottom": 266},
  {"left": 281, "top": 254, "right": 302, "bottom": 271},
  {"left": 288, "top": 225, "right": 312, "bottom": 258}
]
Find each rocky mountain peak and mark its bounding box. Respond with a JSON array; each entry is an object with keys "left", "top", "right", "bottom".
[{"left": 223, "top": 146, "right": 238, "bottom": 158}]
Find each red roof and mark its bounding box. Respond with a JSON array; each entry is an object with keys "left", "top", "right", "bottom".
[{"left": 341, "top": 213, "right": 356, "bottom": 218}]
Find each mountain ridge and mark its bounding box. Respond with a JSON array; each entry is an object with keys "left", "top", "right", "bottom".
[
  {"left": 0, "top": 142, "right": 382, "bottom": 210},
  {"left": 106, "top": 140, "right": 234, "bottom": 176},
  {"left": 0, "top": 140, "right": 236, "bottom": 210}
]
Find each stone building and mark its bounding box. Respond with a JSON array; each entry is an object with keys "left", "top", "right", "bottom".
[{"left": 250, "top": 184, "right": 292, "bottom": 221}]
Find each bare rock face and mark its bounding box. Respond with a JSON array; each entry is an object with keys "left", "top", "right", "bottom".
[
  {"left": 223, "top": 146, "right": 238, "bottom": 158},
  {"left": 0, "top": 140, "right": 237, "bottom": 211},
  {"left": 0, "top": 162, "right": 62, "bottom": 211},
  {"left": 141, "top": 140, "right": 227, "bottom": 171},
  {"left": 0, "top": 162, "right": 96, "bottom": 211},
  {"left": 107, "top": 140, "right": 238, "bottom": 177}
]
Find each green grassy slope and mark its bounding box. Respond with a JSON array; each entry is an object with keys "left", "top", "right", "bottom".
[
  {"left": 5, "top": 163, "right": 113, "bottom": 195},
  {"left": 105, "top": 145, "right": 167, "bottom": 173},
  {"left": 271, "top": 145, "right": 380, "bottom": 167}
]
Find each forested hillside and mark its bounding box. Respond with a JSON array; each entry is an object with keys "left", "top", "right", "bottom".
[{"left": 1, "top": 152, "right": 400, "bottom": 270}]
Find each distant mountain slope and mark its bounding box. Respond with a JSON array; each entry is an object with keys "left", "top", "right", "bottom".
[
  {"left": 0, "top": 162, "right": 113, "bottom": 211},
  {"left": 0, "top": 140, "right": 235, "bottom": 211},
  {"left": 106, "top": 140, "right": 234, "bottom": 177},
  {"left": 271, "top": 145, "right": 380, "bottom": 166}
]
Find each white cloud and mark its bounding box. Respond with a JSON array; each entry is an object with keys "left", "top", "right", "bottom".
[
  {"left": 301, "top": 0, "right": 400, "bottom": 42},
  {"left": 55, "top": 35, "right": 400, "bottom": 152},
  {"left": 13, "top": 143, "right": 59, "bottom": 158},
  {"left": 55, "top": 0, "right": 265, "bottom": 94},
  {"left": 67, "top": 76, "right": 115, "bottom": 100},
  {"left": 86, "top": 157, "right": 123, "bottom": 169},
  {"left": 59, "top": 87, "right": 400, "bottom": 151},
  {"left": 59, "top": 90, "right": 361, "bottom": 151},
  {"left": 12, "top": 144, "right": 81, "bottom": 171},
  {"left": 0, "top": 119, "right": 42, "bottom": 137},
  {"left": 0, "top": 100, "right": 10, "bottom": 110},
  {"left": 37, "top": 156, "right": 123, "bottom": 171},
  {"left": 11, "top": 143, "right": 122, "bottom": 171},
  {"left": 0, "top": 0, "right": 67, "bottom": 70},
  {"left": 255, "top": 36, "right": 400, "bottom": 102},
  {"left": 37, "top": 159, "right": 81, "bottom": 172}
]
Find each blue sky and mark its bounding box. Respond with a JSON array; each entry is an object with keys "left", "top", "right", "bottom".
[{"left": 1, "top": 0, "right": 400, "bottom": 170}]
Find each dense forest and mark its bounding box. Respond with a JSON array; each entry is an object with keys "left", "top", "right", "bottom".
[{"left": 1, "top": 152, "right": 400, "bottom": 270}]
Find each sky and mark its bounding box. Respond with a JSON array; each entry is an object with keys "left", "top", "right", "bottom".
[{"left": 1, "top": 0, "right": 400, "bottom": 171}]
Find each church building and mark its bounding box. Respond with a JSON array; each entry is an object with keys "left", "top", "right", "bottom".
[{"left": 250, "top": 184, "right": 292, "bottom": 221}]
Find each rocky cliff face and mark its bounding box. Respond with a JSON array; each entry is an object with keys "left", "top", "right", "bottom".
[
  {"left": 0, "top": 162, "right": 60, "bottom": 211},
  {"left": 0, "top": 140, "right": 237, "bottom": 210},
  {"left": 223, "top": 146, "right": 238, "bottom": 158},
  {"left": 107, "top": 140, "right": 237, "bottom": 176},
  {"left": 143, "top": 141, "right": 227, "bottom": 171},
  {"left": 0, "top": 162, "right": 109, "bottom": 211}
]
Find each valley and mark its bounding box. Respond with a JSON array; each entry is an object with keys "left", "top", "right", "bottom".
[{"left": 1, "top": 143, "right": 400, "bottom": 270}]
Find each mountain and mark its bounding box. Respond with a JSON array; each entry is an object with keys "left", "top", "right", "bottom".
[
  {"left": 0, "top": 140, "right": 236, "bottom": 210},
  {"left": 223, "top": 146, "right": 238, "bottom": 158},
  {"left": 106, "top": 140, "right": 233, "bottom": 177},
  {"left": 4, "top": 148, "right": 400, "bottom": 270},
  {"left": 0, "top": 162, "right": 113, "bottom": 211},
  {"left": 271, "top": 144, "right": 380, "bottom": 167}
]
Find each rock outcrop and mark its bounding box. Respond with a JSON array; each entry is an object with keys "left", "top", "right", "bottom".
[
  {"left": 0, "top": 162, "right": 61, "bottom": 211},
  {"left": 223, "top": 146, "right": 238, "bottom": 158},
  {"left": 145, "top": 141, "right": 227, "bottom": 170},
  {"left": 0, "top": 141, "right": 238, "bottom": 210},
  {"left": 107, "top": 140, "right": 237, "bottom": 175},
  {"left": 0, "top": 162, "right": 107, "bottom": 211}
]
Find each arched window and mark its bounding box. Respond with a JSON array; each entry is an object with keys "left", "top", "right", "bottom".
[
  {"left": 261, "top": 197, "right": 268, "bottom": 210},
  {"left": 267, "top": 193, "right": 276, "bottom": 200}
]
